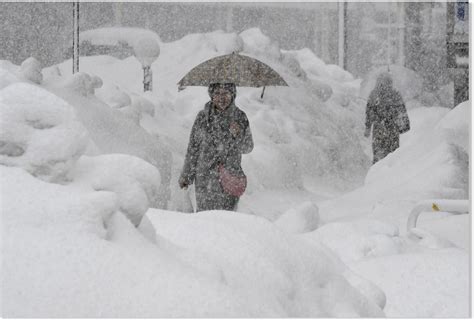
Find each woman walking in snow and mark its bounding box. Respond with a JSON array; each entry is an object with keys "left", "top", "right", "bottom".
[
  {"left": 179, "top": 83, "right": 253, "bottom": 212},
  {"left": 364, "top": 73, "right": 410, "bottom": 164}
]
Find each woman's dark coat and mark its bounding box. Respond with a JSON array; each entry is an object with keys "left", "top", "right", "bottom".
[
  {"left": 180, "top": 101, "right": 253, "bottom": 212},
  {"left": 365, "top": 76, "right": 409, "bottom": 163}
]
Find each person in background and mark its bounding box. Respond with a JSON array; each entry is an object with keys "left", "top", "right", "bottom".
[
  {"left": 179, "top": 83, "right": 253, "bottom": 212},
  {"left": 365, "top": 72, "right": 410, "bottom": 164}
]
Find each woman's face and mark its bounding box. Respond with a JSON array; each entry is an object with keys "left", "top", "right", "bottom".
[{"left": 211, "top": 88, "right": 233, "bottom": 111}]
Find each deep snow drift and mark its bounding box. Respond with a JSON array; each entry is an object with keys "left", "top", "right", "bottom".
[{"left": 1, "top": 27, "right": 470, "bottom": 317}]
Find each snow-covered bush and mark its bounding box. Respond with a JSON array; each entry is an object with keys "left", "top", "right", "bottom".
[
  {"left": 96, "top": 83, "right": 131, "bottom": 109},
  {"left": 73, "top": 154, "right": 161, "bottom": 227},
  {"left": 62, "top": 72, "right": 103, "bottom": 96},
  {"left": 130, "top": 93, "right": 155, "bottom": 117},
  {"left": 20, "top": 57, "right": 43, "bottom": 84},
  {"left": 0, "top": 83, "right": 89, "bottom": 182}
]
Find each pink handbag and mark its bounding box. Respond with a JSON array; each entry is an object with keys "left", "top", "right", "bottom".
[{"left": 218, "top": 164, "right": 247, "bottom": 197}]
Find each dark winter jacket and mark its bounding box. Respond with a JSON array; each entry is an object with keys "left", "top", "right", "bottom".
[
  {"left": 365, "top": 76, "right": 409, "bottom": 163},
  {"left": 180, "top": 101, "right": 253, "bottom": 211}
]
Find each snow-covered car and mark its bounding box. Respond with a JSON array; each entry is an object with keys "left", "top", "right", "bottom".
[{"left": 65, "top": 27, "right": 161, "bottom": 59}]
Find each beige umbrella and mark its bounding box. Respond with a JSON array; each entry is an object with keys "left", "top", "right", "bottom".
[{"left": 178, "top": 52, "right": 288, "bottom": 96}]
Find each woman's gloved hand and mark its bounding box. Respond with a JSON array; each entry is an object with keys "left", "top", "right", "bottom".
[{"left": 229, "top": 121, "right": 241, "bottom": 137}]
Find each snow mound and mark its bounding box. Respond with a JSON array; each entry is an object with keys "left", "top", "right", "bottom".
[
  {"left": 47, "top": 78, "right": 172, "bottom": 209},
  {"left": 20, "top": 57, "right": 43, "bottom": 84},
  {"left": 0, "top": 83, "right": 89, "bottom": 182},
  {"left": 240, "top": 28, "right": 281, "bottom": 61},
  {"left": 62, "top": 72, "right": 103, "bottom": 96},
  {"left": 2, "top": 163, "right": 383, "bottom": 317},
  {"left": 436, "top": 101, "right": 469, "bottom": 152},
  {"left": 304, "top": 219, "right": 402, "bottom": 263},
  {"left": 96, "top": 83, "right": 131, "bottom": 109},
  {"left": 0, "top": 62, "right": 21, "bottom": 90},
  {"left": 350, "top": 248, "right": 469, "bottom": 317},
  {"left": 130, "top": 93, "right": 155, "bottom": 116},
  {"left": 149, "top": 209, "right": 384, "bottom": 317},
  {"left": 275, "top": 201, "right": 319, "bottom": 233},
  {"left": 320, "top": 103, "right": 468, "bottom": 223},
  {"left": 365, "top": 103, "right": 469, "bottom": 200},
  {"left": 73, "top": 154, "right": 162, "bottom": 226}
]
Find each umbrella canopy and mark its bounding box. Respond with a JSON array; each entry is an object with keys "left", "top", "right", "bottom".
[{"left": 178, "top": 52, "right": 288, "bottom": 88}]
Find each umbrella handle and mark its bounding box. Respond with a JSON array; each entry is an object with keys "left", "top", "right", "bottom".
[{"left": 260, "top": 86, "right": 266, "bottom": 99}]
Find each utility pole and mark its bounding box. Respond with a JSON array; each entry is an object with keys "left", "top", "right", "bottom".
[
  {"left": 114, "top": 2, "right": 123, "bottom": 26},
  {"left": 72, "top": 1, "right": 80, "bottom": 74},
  {"left": 387, "top": 2, "right": 392, "bottom": 68},
  {"left": 397, "top": 2, "right": 405, "bottom": 66},
  {"left": 338, "top": 1, "right": 348, "bottom": 69}
]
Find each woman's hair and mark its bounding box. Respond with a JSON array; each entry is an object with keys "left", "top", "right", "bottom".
[{"left": 208, "top": 83, "right": 237, "bottom": 100}]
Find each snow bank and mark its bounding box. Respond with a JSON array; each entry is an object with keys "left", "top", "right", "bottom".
[
  {"left": 350, "top": 248, "right": 469, "bottom": 317},
  {"left": 53, "top": 28, "right": 370, "bottom": 210},
  {"left": 274, "top": 201, "right": 319, "bottom": 233},
  {"left": 0, "top": 83, "right": 89, "bottom": 182},
  {"left": 20, "top": 57, "right": 43, "bottom": 84},
  {"left": 304, "top": 218, "right": 402, "bottom": 263},
  {"left": 365, "top": 103, "right": 469, "bottom": 200},
  {"left": 2, "top": 161, "right": 383, "bottom": 317},
  {"left": 320, "top": 103, "right": 469, "bottom": 224},
  {"left": 240, "top": 28, "right": 281, "bottom": 61},
  {"left": 0, "top": 61, "right": 21, "bottom": 89},
  {"left": 46, "top": 72, "right": 172, "bottom": 209},
  {"left": 1, "top": 167, "right": 246, "bottom": 317},
  {"left": 312, "top": 102, "right": 470, "bottom": 317},
  {"left": 73, "top": 155, "right": 162, "bottom": 227},
  {"left": 148, "top": 209, "right": 384, "bottom": 317},
  {"left": 62, "top": 72, "right": 103, "bottom": 96}
]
